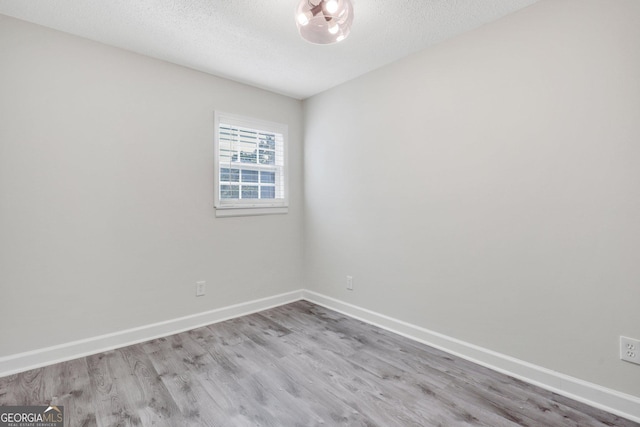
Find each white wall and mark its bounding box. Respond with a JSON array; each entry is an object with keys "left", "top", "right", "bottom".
[
  {"left": 304, "top": 0, "right": 640, "bottom": 397},
  {"left": 0, "top": 15, "right": 303, "bottom": 356},
  {"left": 1, "top": 0, "right": 639, "bottom": 405}
]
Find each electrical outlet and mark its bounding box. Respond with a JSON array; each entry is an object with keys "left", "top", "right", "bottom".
[
  {"left": 346, "top": 275, "right": 353, "bottom": 291},
  {"left": 620, "top": 336, "right": 640, "bottom": 365},
  {"left": 196, "top": 281, "right": 206, "bottom": 297}
]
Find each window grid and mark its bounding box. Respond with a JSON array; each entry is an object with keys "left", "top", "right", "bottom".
[
  {"left": 214, "top": 112, "right": 288, "bottom": 215},
  {"left": 219, "top": 168, "right": 277, "bottom": 200}
]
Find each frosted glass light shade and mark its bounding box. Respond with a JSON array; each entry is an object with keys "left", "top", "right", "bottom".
[{"left": 295, "top": 0, "right": 354, "bottom": 45}]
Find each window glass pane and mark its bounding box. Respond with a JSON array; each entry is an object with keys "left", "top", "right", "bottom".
[
  {"left": 258, "top": 149, "right": 275, "bottom": 165},
  {"left": 258, "top": 134, "right": 276, "bottom": 164},
  {"left": 216, "top": 113, "right": 287, "bottom": 212},
  {"left": 220, "top": 168, "right": 239, "bottom": 182},
  {"left": 228, "top": 127, "right": 259, "bottom": 164},
  {"left": 235, "top": 150, "right": 257, "bottom": 164},
  {"left": 260, "top": 186, "right": 275, "bottom": 199},
  {"left": 218, "top": 126, "right": 236, "bottom": 164},
  {"left": 242, "top": 185, "right": 259, "bottom": 199},
  {"left": 259, "top": 133, "right": 276, "bottom": 150},
  {"left": 241, "top": 170, "right": 259, "bottom": 183},
  {"left": 221, "top": 185, "right": 239, "bottom": 199},
  {"left": 260, "top": 171, "right": 275, "bottom": 184}
]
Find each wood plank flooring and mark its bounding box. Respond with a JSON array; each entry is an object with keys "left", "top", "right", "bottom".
[{"left": 0, "top": 301, "right": 637, "bottom": 426}]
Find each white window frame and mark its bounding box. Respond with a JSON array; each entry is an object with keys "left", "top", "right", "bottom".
[{"left": 214, "top": 111, "right": 289, "bottom": 217}]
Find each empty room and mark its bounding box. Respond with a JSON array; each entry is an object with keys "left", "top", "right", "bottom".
[{"left": 0, "top": 0, "right": 639, "bottom": 425}]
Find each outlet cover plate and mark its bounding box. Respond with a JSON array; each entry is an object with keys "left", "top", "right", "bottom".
[
  {"left": 196, "top": 281, "right": 206, "bottom": 297},
  {"left": 620, "top": 336, "right": 640, "bottom": 365}
]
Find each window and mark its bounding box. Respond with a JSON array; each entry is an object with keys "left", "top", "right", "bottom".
[{"left": 214, "top": 112, "right": 288, "bottom": 217}]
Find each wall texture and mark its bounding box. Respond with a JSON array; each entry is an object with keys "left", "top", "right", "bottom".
[
  {"left": 304, "top": 0, "right": 640, "bottom": 396},
  {"left": 0, "top": 15, "right": 304, "bottom": 356}
]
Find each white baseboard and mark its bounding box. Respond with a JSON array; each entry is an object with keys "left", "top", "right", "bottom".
[
  {"left": 2, "top": 288, "right": 638, "bottom": 423},
  {"left": 302, "top": 290, "right": 640, "bottom": 424},
  {"left": 0, "top": 290, "right": 304, "bottom": 378}
]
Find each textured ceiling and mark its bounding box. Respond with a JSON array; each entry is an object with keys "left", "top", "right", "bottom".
[{"left": 0, "top": 0, "right": 538, "bottom": 99}]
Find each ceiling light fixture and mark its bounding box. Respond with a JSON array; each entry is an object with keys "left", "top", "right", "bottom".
[{"left": 295, "top": 0, "right": 354, "bottom": 45}]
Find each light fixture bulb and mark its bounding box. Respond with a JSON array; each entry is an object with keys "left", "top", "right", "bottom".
[
  {"left": 295, "top": 0, "right": 354, "bottom": 45},
  {"left": 325, "top": 0, "right": 339, "bottom": 14},
  {"left": 297, "top": 11, "right": 311, "bottom": 26}
]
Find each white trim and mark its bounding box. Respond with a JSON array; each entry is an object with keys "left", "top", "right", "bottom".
[
  {"left": 0, "top": 290, "right": 303, "bottom": 378},
  {"left": 301, "top": 290, "right": 640, "bottom": 424},
  {"left": 1, "top": 288, "right": 638, "bottom": 423},
  {"left": 215, "top": 206, "right": 289, "bottom": 217},
  {"left": 213, "top": 111, "right": 289, "bottom": 215}
]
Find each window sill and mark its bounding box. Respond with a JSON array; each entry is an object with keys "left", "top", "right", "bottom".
[{"left": 215, "top": 206, "right": 289, "bottom": 218}]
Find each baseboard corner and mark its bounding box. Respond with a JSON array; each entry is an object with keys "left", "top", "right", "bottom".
[
  {"left": 0, "top": 289, "right": 304, "bottom": 378},
  {"left": 301, "top": 289, "right": 640, "bottom": 423}
]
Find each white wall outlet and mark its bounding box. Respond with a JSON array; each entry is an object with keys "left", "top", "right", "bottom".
[
  {"left": 620, "top": 336, "right": 640, "bottom": 365},
  {"left": 346, "top": 275, "right": 353, "bottom": 291},
  {"left": 196, "top": 281, "right": 206, "bottom": 297}
]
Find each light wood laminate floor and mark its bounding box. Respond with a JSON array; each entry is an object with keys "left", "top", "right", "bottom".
[{"left": 0, "top": 301, "right": 637, "bottom": 426}]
